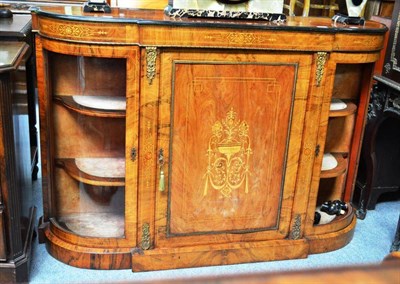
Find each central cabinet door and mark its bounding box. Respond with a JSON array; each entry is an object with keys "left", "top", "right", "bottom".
[{"left": 155, "top": 51, "right": 312, "bottom": 247}]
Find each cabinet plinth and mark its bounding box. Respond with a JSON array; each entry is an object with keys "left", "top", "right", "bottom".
[{"left": 32, "top": 6, "right": 386, "bottom": 271}]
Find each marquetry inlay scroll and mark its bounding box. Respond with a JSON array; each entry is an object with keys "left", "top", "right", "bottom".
[
  {"left": 225, "top": 32, "right": 272, "bottom": 44},
  {"left": 143, "top": 121, "right": 155, "bottom": 189},
  {"left": 146, "top": 47, "right": 157, "bottom": 85},
  {"left": 48, "top": 24, "right": 108, "bottom": 37},
  {"left": 37, "top": 18, "right": 128, "bottom": 43},
  {"left": 316, "top": 52, "right": 328, "bottom": 87},
  {"left": 141, "top": 223, "right": 151, "bottom": 250},
  {"left": 203, "top": 108, "right": 252, "bottom": 198}
]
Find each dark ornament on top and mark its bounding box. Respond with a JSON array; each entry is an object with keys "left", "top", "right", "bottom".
[
  {"left": 0, "top": 7, "right": 12, "bottom": 18},
  {"left": 320, "top": 200, "right": 348, "bottom": 216},
  {"left": 83, "top": 1, "right": 111, "bottom": 13}
]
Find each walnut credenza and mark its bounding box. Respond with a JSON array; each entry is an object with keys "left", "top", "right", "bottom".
[{"left": 32, "top": 7, "right": 386, "bottom": 271}]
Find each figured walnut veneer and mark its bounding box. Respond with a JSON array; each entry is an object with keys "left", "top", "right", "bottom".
[{"left": 32, "top": 7, "right": 387, "bottom": 271}]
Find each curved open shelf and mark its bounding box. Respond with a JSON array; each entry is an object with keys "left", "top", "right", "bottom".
[
  {"left": 308, "top": 211, "right": 356, "bottom": 254},
  {"left": 312, "top": 205, "right": 354, "bottom": 235},
  {"left": 52, "top": 213, "right": 125, "bottom": 239},
  {"left": 329, "top": 101, "right": 357, "bottom": 117},
  {"left": 56, "top": 158, "right": 125, "bottom": 186},
  {"left": 54, "top": 96, "right": 126, "bottom": 118},
  {"left": 320, "top": 153, "right": 347, "bottom": 178}
]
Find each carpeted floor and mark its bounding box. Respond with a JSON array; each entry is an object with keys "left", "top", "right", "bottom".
[{"left": 28, "top": 176, "right": 400, "bottom": 284}]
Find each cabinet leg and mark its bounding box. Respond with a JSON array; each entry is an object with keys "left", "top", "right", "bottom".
[
  {"left": 390, "top": 216, "right": 400, "bottom": 252},
  {"left": 355, "top": 200, "right": 367, "bottom": 220}
]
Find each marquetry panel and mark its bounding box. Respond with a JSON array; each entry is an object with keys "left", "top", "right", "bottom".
[
  {"left": 155, "top": 50, "right": 312, "bottom": 248},
  {"left": 169, "top": 64, "right": 293, "bottom": 234},
  {"left": 140, "top": 26, "right": 334, "bottom": 51},
  {"left": 36, "top": 17, "right": 139, "bottom": 44},
  {"left": 333, "top": 34, "right": 385, "bottom": 52}
]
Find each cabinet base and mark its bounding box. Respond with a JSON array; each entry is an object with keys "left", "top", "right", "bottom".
[
  {"left": 131, "top": 239, "right": 309, "bottom": 272},
  {"left": 42, "top": 223, "right": 132, "bottom": 269},
  {"left": 130, "top": 217, "right": 356, "bottom": 271},
  {"left": 40, "top": 215, "right": 356, "bottom": 271},
  {"left": 307, "top": 215, "right": 356, "bottom": 254}
]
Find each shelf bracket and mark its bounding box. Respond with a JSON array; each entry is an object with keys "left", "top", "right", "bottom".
[
  {"left": 316, "top": 52, "right": 328, "bottom": 87},
  {"left": 146, "top": 47, "right": 157, "bottom": 85}
]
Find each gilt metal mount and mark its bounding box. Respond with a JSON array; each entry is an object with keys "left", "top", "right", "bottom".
[
  {"left": 316, "top": 52, "right": 328, "bottom": 87},
  {"left": 146, "top": 47, "right": 157, "bottom": 85},
  {"left": 141, "top": 223, "right": 151, "bottom": 250}
]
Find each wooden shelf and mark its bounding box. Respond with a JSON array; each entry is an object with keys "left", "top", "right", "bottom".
[
  {"left": 329, "top": 101, "right": 357, "bottom": 117},
  {"left": 320, "top": 153, "right": 347, "bottom": 178},
  {"left": 312, "top": 205, "right": 354, "bottom": 234},
  {"left": 32, "top": 6, "right": 387, "bottom": 270},
  {"left": 56, "top": 158, "right": 125, "bottom": 186},
  {"left": 55, "top": 213, "right": 125, "bottom": 238},
  {"left": 54, "top": 96, "right": 126, "bottom": 118}
]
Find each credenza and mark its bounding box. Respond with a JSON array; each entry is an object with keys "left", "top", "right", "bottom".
[{"left": 31, "top": 6, "right": 386, "bottom": 271}]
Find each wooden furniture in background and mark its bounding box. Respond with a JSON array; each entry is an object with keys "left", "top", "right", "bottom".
[
  {"left": 0, "top": 15, "right": 37, "bottom": 282},
  {"left": 354, "top": 1, "right": 399, "bottom": 219},
  {"left": 376, "top": 0, "right": 395, "bottom": 17},
  {"left": 365, "top": 0, "right": 394, "bottom": 19},
  {"left": 383, "top": 1, "right": 400, "bottom": 83},
  {"left": 370, "top": 15, "right": 392, "bottom": 76},
  {"left": 32, "top": 7, "right": 386, "bottom": 271},
  {"left": 0, "top": 41, "right": 36, "bottom": 282},
  {"left": 0, "top": 14, "right": 39, "bottom": 180},
  {"left": 285, "top": 0, "right": 339, "bottom": 16}
]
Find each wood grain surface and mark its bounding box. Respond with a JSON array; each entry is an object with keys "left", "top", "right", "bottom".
[{"left": 33, "top": 7, "right": 386, "bottom": 270}]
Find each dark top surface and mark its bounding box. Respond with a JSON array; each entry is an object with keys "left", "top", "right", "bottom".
[
  {"left": 0, "top": 41, "right": 28, "bottom": 72},
  {"left": 0, "top": 14, "right": 32, "bottom": 37},
  {"left": 31, "top": 5, "right": 387, "bottom": 34}
]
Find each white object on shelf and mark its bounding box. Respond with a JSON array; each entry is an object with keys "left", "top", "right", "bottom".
[
  {"left": 330, "top": 98, "right": 347, "bottom": 111},
  {"left": 59, "top": 213, "right": 124, "bottom": 238},
  {"left": 73, "top": 96, "right": 126, "bottom": 111},
  {"left": 75, "top": 157, "right": 125, "bottom": 178},
  {"left": 315, "top": 206, "right": 337, "bottom": 225},
  {"left": 321, "top": 153, "right": 338, "bottom": 171}
]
